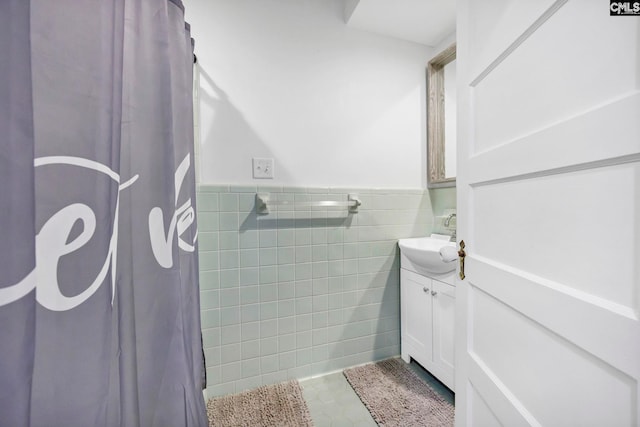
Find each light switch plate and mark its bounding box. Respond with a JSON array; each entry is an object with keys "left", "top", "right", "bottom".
[{"left": 252, "top": 158, "right": 274, "bottom": 179}]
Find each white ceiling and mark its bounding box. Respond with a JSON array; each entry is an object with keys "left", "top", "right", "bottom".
[{"left": 345, "top": 0, "right": 456, "bottom": 47}]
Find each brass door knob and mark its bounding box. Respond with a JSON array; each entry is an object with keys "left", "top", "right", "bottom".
[{"left": 458, "top": 240, "right": 466, "bottom": 280}]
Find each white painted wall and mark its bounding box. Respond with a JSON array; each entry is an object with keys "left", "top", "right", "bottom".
[{"left": 185, "top": 0, "right": 433, "bottom": 188}]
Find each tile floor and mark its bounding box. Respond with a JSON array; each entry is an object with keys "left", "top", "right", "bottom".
[{"left": 300, "top": 358, "right": 455, "bottom": 426}]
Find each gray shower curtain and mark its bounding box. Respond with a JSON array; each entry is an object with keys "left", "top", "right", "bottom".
[{"left": 0, "top": 0, "right": 207, "bottom": 426}]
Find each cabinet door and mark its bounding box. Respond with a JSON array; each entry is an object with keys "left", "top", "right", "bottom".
[
  {"left": 432, "top": 280, "right": 456, "bottom": 391},
  {"left": 400, "top": 269, "right": 432, "bottom": 366}
]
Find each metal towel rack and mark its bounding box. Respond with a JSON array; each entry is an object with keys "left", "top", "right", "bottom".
[{"left": 255, "top": 193, "right": 361, "bottom": 214}]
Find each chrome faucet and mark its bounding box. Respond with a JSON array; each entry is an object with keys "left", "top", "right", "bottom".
[
  {"left": 444, "top": 213, "right": 456, "bottom": 242},
  {"left": 444, "top": 213, "right": 456, "bottom": 227}
]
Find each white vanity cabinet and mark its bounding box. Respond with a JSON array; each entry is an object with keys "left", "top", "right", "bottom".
[{"left": 400, "top": 267, "right": 456, "bottom": 391}]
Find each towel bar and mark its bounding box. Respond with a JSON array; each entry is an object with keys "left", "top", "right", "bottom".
[{"left": 255, "top": 193, "right": 361, "bottom": 214}]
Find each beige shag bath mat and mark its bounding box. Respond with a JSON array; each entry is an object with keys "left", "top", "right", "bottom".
[
  {"left": 206, "top": 380, "right": 313, "bottom": 427},
  {"left": 344, "top": 358, "right": 454, "bottom": 427}
]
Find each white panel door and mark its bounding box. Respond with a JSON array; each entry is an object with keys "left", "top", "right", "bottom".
[{"left": 456, "top": 1, "right": 640, "bottom": 426}]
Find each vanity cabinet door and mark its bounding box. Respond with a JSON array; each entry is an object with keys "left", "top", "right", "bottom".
[
  {"left": 431, "top": 279, "right": 456, "bottom": 391},
  {"left": 400, "top": 269, "right": 432, "bottom": 367}
]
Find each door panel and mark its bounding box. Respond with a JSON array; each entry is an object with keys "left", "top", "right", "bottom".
[
  {"left": 474, "top": 163, "right": 638, "bottom": 309},
  {"left": 468, "top": 0, "right": 557, "bottom": 79},
  {"left": 469, "top": 258, "right": 639, "bottom": 376},
  {"left": 471, "top": 286, "right": 635, "bottom": 427},
  {"left": 468, "top": 93, "right": 640, "bottom": 184},
  {"left": 457, "top": 0, "right": 640, "bottom": 425},
  {"left": 472, "top": 0, "right": 638, "bottom": 153}
]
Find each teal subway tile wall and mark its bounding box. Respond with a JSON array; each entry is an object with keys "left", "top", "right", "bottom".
[{"left": 197, "top": 185, "right": 437, "bottom": 396}]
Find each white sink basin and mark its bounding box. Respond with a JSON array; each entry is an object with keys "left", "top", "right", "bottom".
[{"left": 398, "top": 235, "right": 457, "bottom": 275}]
